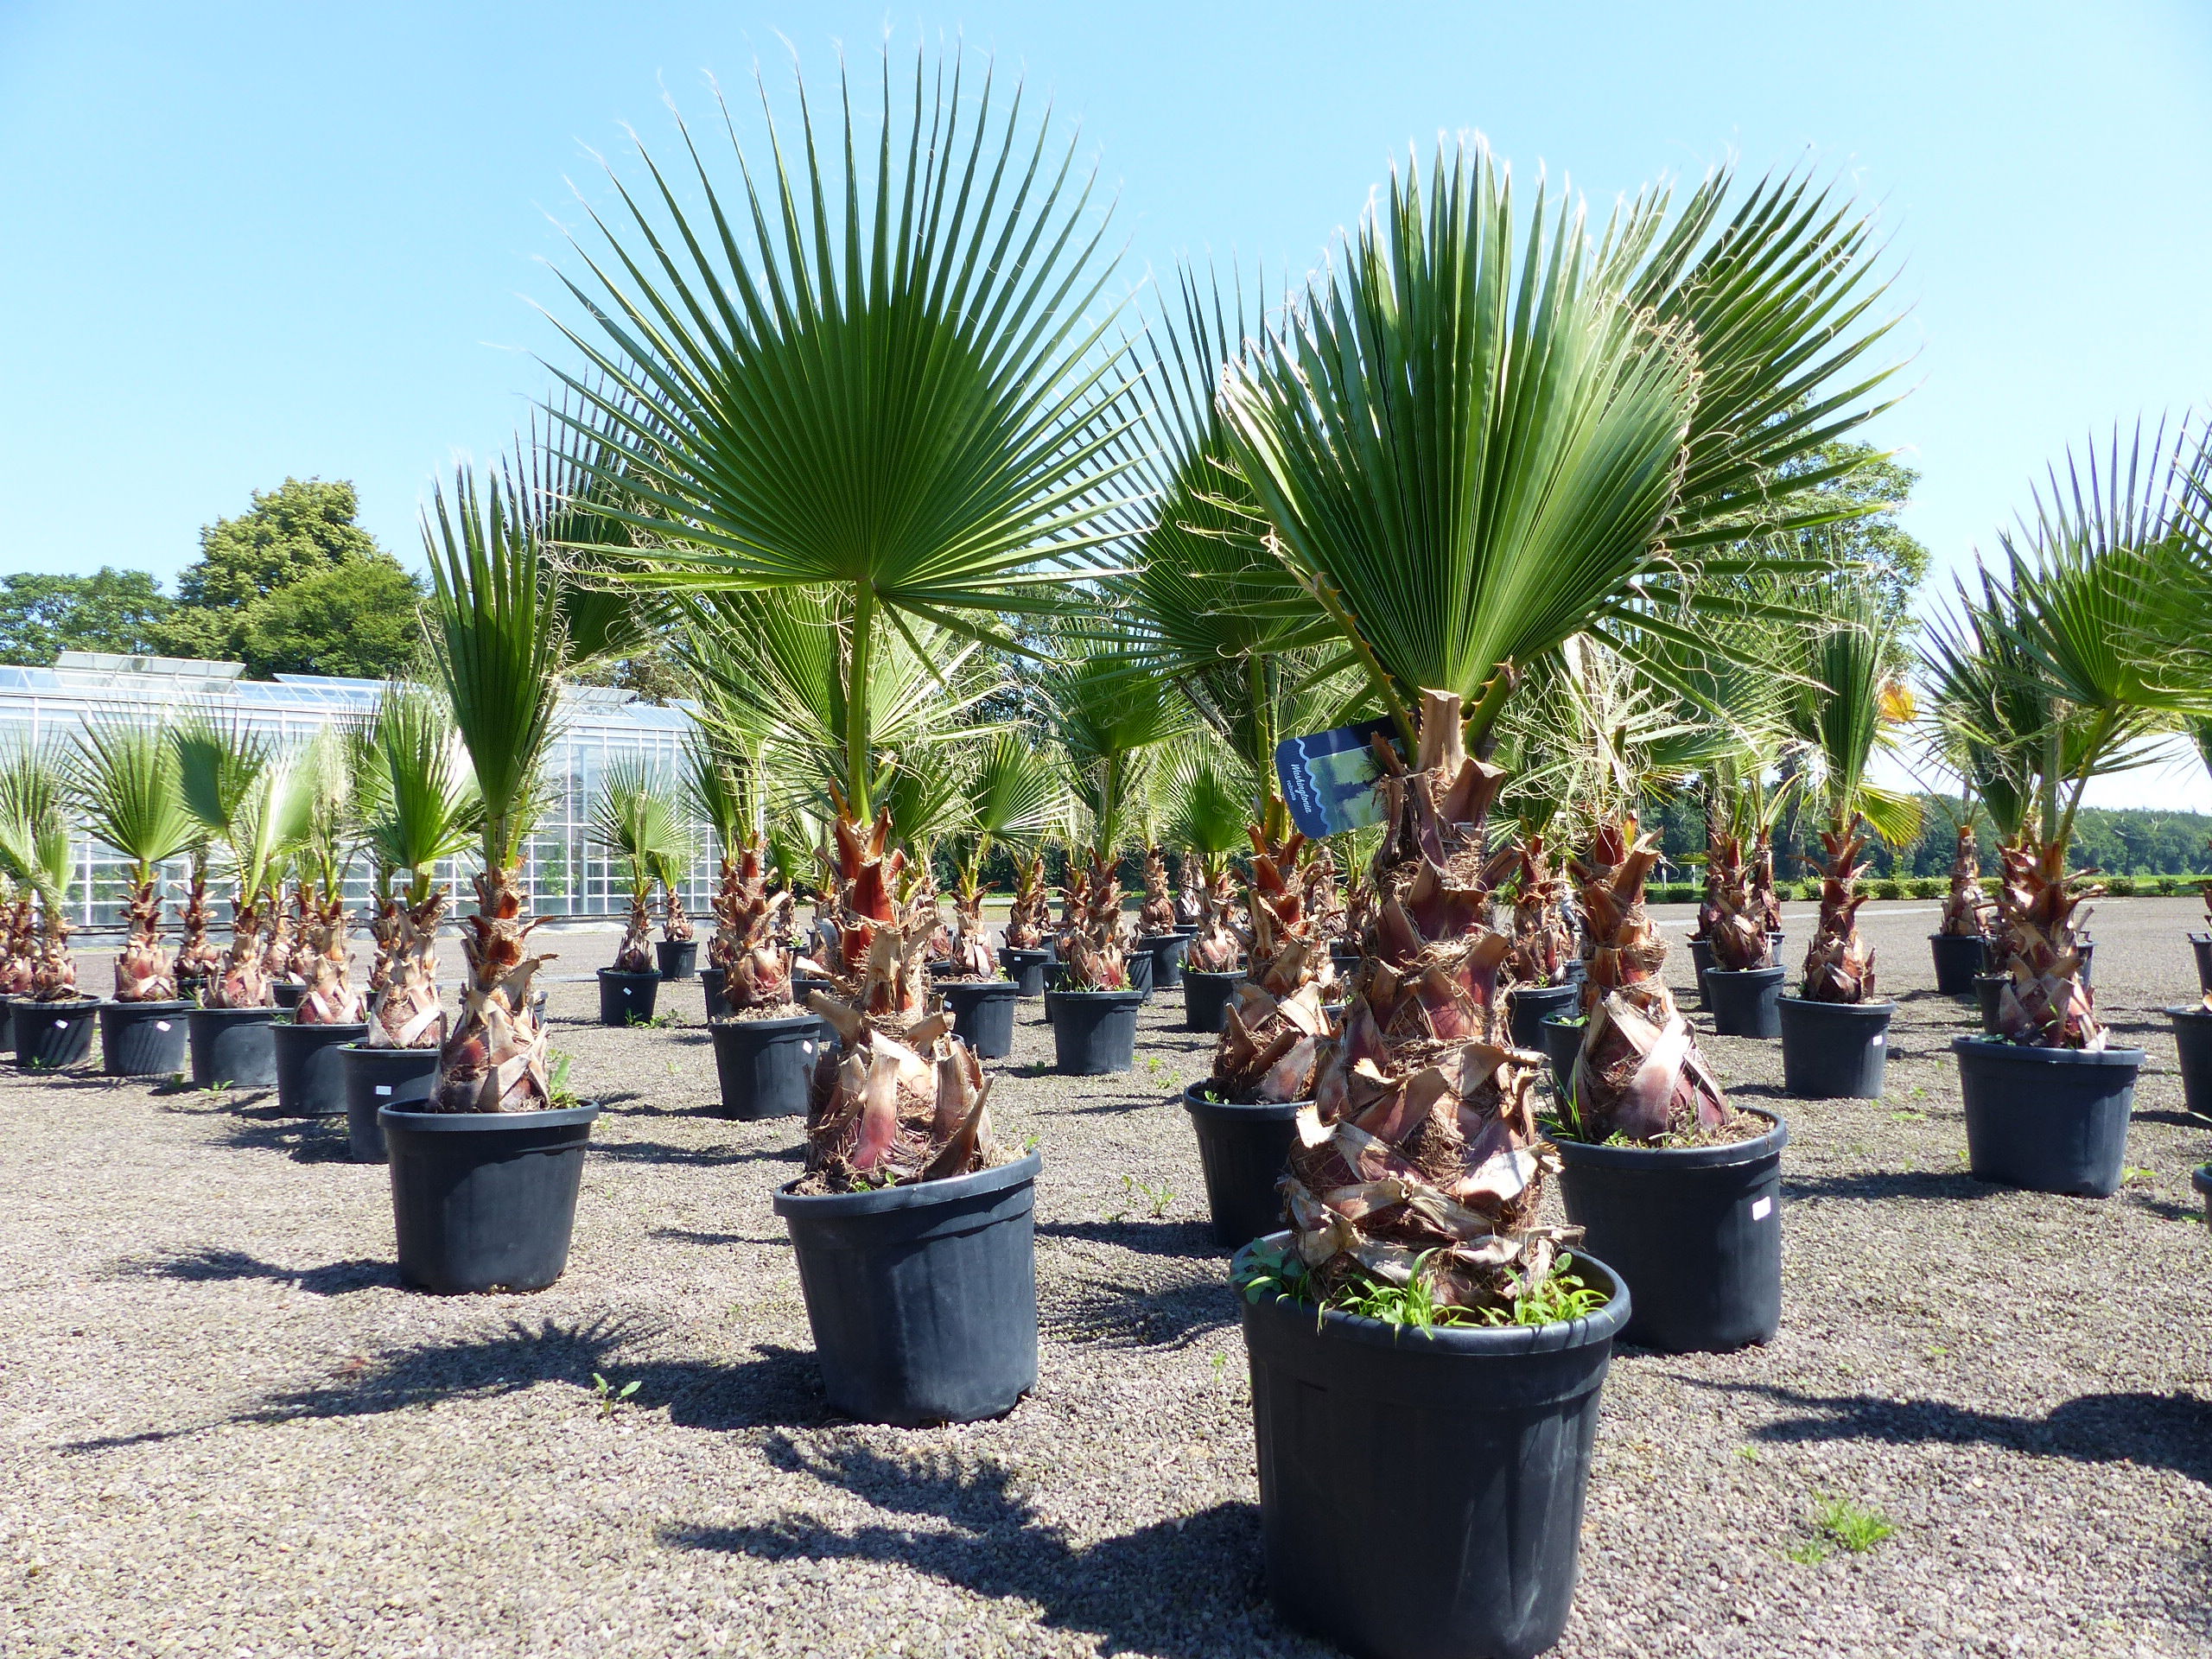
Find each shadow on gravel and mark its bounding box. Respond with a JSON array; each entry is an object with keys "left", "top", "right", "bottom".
[
  {"left": 663, "top": 1437, "right": 1283, "bottom": 1659},
  {"left": 109, "top": 1245, "right": 398, "bottom": 1295},
  {"left": 1782, "top": 1170, "right": 1993, "bottom": 1203},
  {"left": 1046, "top": 1268, "right": 1235, "bottom": 1350},
  {"left": 1707, "top": 1378, "right": 2212, "bottom": 1489},
  {"left": 590, "top": 1139, "right": 799, "bottom": 1167},
  {"left": 65, "top": 1319, "right": 830, "bottom": 1452},
  {"left": 649, "top": 1226, "right": 791, "bottom": 1249},
  {"left": 1038, "top": 1219, "right": 1221, "bottom": 1259},
  {"left": 218, "top": 1113, "right": 352, "bottom": 1163}
]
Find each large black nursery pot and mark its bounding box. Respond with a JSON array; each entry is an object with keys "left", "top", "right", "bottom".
[
  {"left": 2168, "top": 1003, "right": 2212, "bottom": 1122},
  {"left": 1125, "top": 944, "right": 1155, "bottom": 1001},
  {"left": 1000, "top": 946, "right": 1049, "bottom": 997},
  {"left": 380, "top": 1103, "right": 601, "bottom": 1293},
  {"left": 100, "top": 1000, "right": 191, "bottom": 1077},
  {"left": 1048, "top": 988, "right": 1142, "bottom": 1075},
  {"left": 271, "top": 979, "right": 306, "bottom": 1012},
  {"left": 654, "top": 938, "right": 698, "bottom": 981},
  {"left": 1777, "top": 996, "right": 1894, "bottom": 1100},
  {"left": 1140, "top": 931, "right": 1189, "bottom": 991},
  {"left": 2190, "top": 933, "right": 2212, "bottom": 996},
  {"left": 1236, "top": 1238, "right": 1629, "bottom": 1659},
  {"left": 1704, "top": 965, "right": 1785, "bottom": 1039},
  {"left": 699, "top": 966, "right": 730, "bottom": 1021},
  {"left": 1541, "top": 1014, "right": 1585, "bottom": 1098},
  {"left": 1929, "top": 932, "right": 1986, "bottom": 995},
  {"left": 340, "top": 1043, "right": 440, "bottom": 1163},
  {"left": 1952, "top": 1035, "right": 2142, "bottom": 1198},
  {"left": 15, "top": 997, "right": 102, "bottom": 1071},
  {"left": 773, "top": 1150, "right": 1042, "bottom": 1427},
  {"left": 1182, "top": 1083, "right": 1299, "bottom": 1250},
  {"left": 1507, "top": 982, "right": 1580, "bottom": 1052},
  {"left": 188, "top": 1003, "right": 278, "bottom": 1088},
  {"left": 709, "top": 1013, "right": 819, "bottom": 1120},
  {"left": 2194, "top": 1164, "right": 2211, "bottom": 1224},
  {"left": 0, "top": 994, "right": 14, "bottom": 1054},
  {"left": 1183, "top": 968, "right": 1243, "bottom": 1034},
  {"left": 1974, "top": 971, "right": 2007, "bottom": 1036},
  {"left": 597, "top": 967, "right": 660, "bottom": 1027},
  {"left": 1554, "top": 1110, "right": 1785, "bottom": 1354},
  {"left": 271, "top": 1019, "right": 368, "bottom": 1116},
  {"left": 1688, "top": 938, "right": 1713, "bottom": 1005},
  {"left": 944, "top": 979, "right": 1019, "bottom": 1060}
]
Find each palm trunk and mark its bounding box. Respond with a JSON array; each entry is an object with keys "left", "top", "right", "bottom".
[
  {"left": 1503, "top": 833, "right": 1573, "bottom": 988},
  {"left": 209, "top": 896, "right": 272, "bottom": 1009},
  {"left": 711, "top": 840, "right": 796, "bottom": 1013},
  {"left": 173, "top": 861, "right": 221, "bottom": 992},
  {"left": 29, "top": 898, "right": 79, "bottom": 1001},
  {"left": 1138, "top": 847, "right": 1177, "bottom": 935},
  {"left": 1748, "top": 831, "right": 1783, "bottom": 937},
  {"left": 1002, "top": 853, "right": 1049, "bottom": 950},
  {"left": 801, "top": 807, "right": 994, "bottom": 1190},
  {"left": 662, "top": 884, "right": 696, "bottom": 942},
  {"left": 1211, "top": 829, "right": 1332, "bottom": 1103},
  {"left": 366, "top": 891, "right": 448, "bottom": 1049},
  {"left": 1569, "top": 816, "right": 1732, "bottom": 1141},
  {"left": 2, "top": 895, "right": 36, "bottom": 995},
  {"left": 296, "top": 890, "right": 364, "bottom": 1025},
  {"left": 1701, "top": 832, "right": 1772, "bottom": 969},
  {"left": 1173, "top": 853, "right": 1205, "bottom": 927},
  {"left": 1285, "top": 690, "right": 1572, "bottom": 1316},
  {"left": 1939, "top": 825, "right": 1992, "bottom": 937},
  {"left": 1302, "top": 844, "right": 1349, "bottom": 943},
  {"left": 1185, "top": 857, "right": 1243, "bottom": 973},
  {"left": 1800, "top": 826, "right": 1875, "bottom": 1002},
  {"left": 1061, "top": 849, "right": 1129, "bottom": 990},
  {"left": 432, "top": 864, "right": 555, "bottom": 1111},
  {"left": 1993, "top": 835, "right": 2100, "bottom": 1047},
  {"left": 261, "top": 885, "right": 299, "bottom": 988},
  {"left": 612, "top": 891, "right": 654, "bottom": 973},
  {"left": 113, "top": 876, "right": 177, "bottom": 1002}
]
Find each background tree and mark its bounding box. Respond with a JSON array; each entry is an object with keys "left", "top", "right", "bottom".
[{"left": 0, "top": 569, "right": 173, "bottom": 664}]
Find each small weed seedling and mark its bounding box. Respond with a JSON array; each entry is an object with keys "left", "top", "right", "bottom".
[
  {"left": 2121, "top": 1166, "right": 2155, "bottom": 1187},
  {"left": 548, "top": 1052, "right": 584, "bottom": 1109},
  {"left": 1735, "top": 1446, "right": 1761, "bottom": 1463},
  {"left": 591, "top": 1373, "right": 640, "bottom": 1420},
  {"left": 1890, "top": 1109, "right": 1927, "bottom": 1123},
  {"left": 627, "top": 1011, "right": 675, "bottom": 1030},
  {"left": 1910, "top": 1085, "right": 1928, "bottom": 1102},
  {"left": 1114, "top": 1174, "right": 1175, "bottom": 1220},
  {"left": 1790, "top": 1494, "right": 1895, "bottom": 1562}
]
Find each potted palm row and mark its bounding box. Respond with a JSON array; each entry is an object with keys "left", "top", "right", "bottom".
[
  {"left": 269, "top": 733, "right": 371, "bottom": 1118},
  {"left": 589, "top": 757, "right": 688, "bottom": 1027},
  {"left": 1213, "top": 134, "right": 1895, "bottom": 1656},
  {"left": 173, "top": 717, "right": 291, "bottom": 1089},
  {"left": 0, "top": 747, "right": 101, "bottom": 1071}
]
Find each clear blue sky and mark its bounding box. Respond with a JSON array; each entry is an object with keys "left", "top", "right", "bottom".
[{"left": 4, "top": 1, "right": 2209, "bottom": 798}]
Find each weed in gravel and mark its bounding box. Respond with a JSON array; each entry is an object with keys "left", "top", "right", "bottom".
[
  {"left": 1890, "top": 1109, "right": 1928, "bottom": 1123},
  {"left": 1796, "top": 1494, "right": 1895, "bottom": 1559},
  {"left": 2121, "top": 1166, "right": 2155, "bottom": 1186},
  {"left": 591, "top": 1373, "right": 640, "bottom": 1419},
  {"left": 548, "top": 1052, "right": 584, "bottom": 1109},
  {"left": 1735, "top": 1446, "right": 1762, "bottom": 1463},
  {"left": 1111, "top": 1174, "right": 1175, "bottom": 1220},
  {"left": 627, "top": 1012, "right": 676, "bottom": 1030}
]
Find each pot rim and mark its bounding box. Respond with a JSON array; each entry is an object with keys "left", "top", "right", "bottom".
[
  {"left": 1182, "top": 1080, "right": 1307, "bottom": 1119},
  {"left": 102, "top": 998, "right": 194, "bottom": 1014},
  {"left": 1181, "top": 968, "right": 1248, "bottom": 982},
  {"left": 1950, "top": 1034, "right": 2146, "bottom": 1066},
  {"left": 188, "top": 1002, "right": 279, "bottom": 1020},
  {"left": 772, "top": 1147, "right": 1042, "bottom": 1218},
  {"left": 943, "top": 977, "right": 1020, "bottom": 994},
  {"left": 1506, "top": 981, "right": 1581, "bottom": 1001},
  {"left": 272, "top": 1019, "right": 372, "bottom": 1037},
  {"left": 337, "top": 1040, "right": 443, "bottom": 1059},
  {"left": 2167, "top": 1003, "right": 2212, "bottom": 1022},
  {"left": 1929, "top": 931, "right": 1991, "bottom": 943},
  {"left": 707, "top": 1010, "right": 820, "bottom": 1035},
  {"left": 1704, "top": 964, "right": 1787, "bottom": 983},
  {"left": 999, "top": 945, "right": 1051, "bottom": 959},
  {"left": 1539, "top": 1011, "right": 1588, "bottom": 1029},
  {"left": 1551, "top": 1105, "right": 1787, "bottom": 1170},
  {"left": 2192, "top": 1164, "right": 2211, "bottom": 1197},
  {"left": 1045, "top": 986, "right": 1146, "bottom": 1004},
  {"left": 378, "top": 1103, "right": 602, "bottom": 1132},
  {"left": 596, "top": 967, "right": 662, "bottom": 982},
  {"left": 1776, "top": 995, "right": 1897, "bottom": 1017},
  {"left": 16, "top": 996, "right": 104, "bottom": 1014},
  {"left": 1233, "top": 1232, "right": 1630, "bottom": 1355}
]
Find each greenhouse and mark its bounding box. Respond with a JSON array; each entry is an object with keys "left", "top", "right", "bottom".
[{"left": 0, "top": 652, "right": 714, "bottom": 926}]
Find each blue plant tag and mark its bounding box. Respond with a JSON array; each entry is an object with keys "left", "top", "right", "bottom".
[{"left": 1274, "top": 717, "right": 1402, "bottom": 839}]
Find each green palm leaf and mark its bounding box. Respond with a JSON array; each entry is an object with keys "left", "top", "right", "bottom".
[
  {"left": 0, "top": 746, "right": 73, "bottom": 904},
  {"left": 359, "top": 687, "right": 480, "bottom": 895},
  {"left": 588, "top": 756, "right": 692, "bottom": 902},
  {"left": 67, "top": 720, "right": 199, "bottom": 883}
]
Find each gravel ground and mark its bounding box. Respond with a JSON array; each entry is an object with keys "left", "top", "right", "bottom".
[{"left": 1, "top": 899, "right": 2208, "bottom": 1658}]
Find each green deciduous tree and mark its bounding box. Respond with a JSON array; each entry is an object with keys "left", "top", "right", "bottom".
[{"left": 0, "top": 569, "right": 172, "bottom": 664}]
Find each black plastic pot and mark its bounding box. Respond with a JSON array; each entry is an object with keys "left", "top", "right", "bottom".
[
  {"left": 927, "top": 957, "right": 963, "bottom": 982},
  {"left": 1929, "top": 931, "right": 1986, "bottom": 995},
  {"left": 2194, "top": 1164, "right": 2211, "bottom": 1225},
  {"left": 271, "top": 1019, "right": 369, "bottom": 1116},
  {"left": 655, "top": 938, "right": 697, "bottom": 980},
  {"left": 14, "top": 998, "right": 101, "bottom": 1070},
  {"left": 379, "top": 1103, "right": 601, "bottom": 1293},
  {"left": 1688, "top": 937, "right": 1713, "bottom": 1004},
  {"left": 1952, "top": 1035, "right": 2143, "bottom": 1198},
  {"left": 1001, "top": 947, "right": 1049, "bottom": 996},
  {"left": 2191, "top": 934, "right": 2212, "bottom": 995},
  {"left": 597, "top": 967, "right": 660, "bottom": 1027},
  {"left": 1777, "top": 996, "right": 1894, "bottom": 1100},
  {"left": 340, "top": 1043, "right": 440, "bottom": 1163},
  {"left": 1541, "top": 1013, "right": 1586, "bottom": 1098},
  {"left": 773, "top": 1150, "right": 1041, "bottom": 1426},
  {"left": 1328, "top": 942, "right": 1362, "bottom": 980},
  {"left": 1554, "top": 1111, "right": 1784, "bottom": 1353},
  {"left": 270, "top": 979, "right": 305, "bottom": 1011},
  {"left": 1183, "top": 969, "right": 1243, "bottom": 1033},
  {"left": 1183, "top": 1084, "right": 1299, "bottom": 1249},
  {"left": 99, "top": 999, "right": 190, "bottom": 1077},
  {"left": 0, "top": 995, "right": 13, "bottom": 1054},
  {"left": 699, "top": 966, "right": 729, "bottom": 1021},
  {"left": 944, "top": 979, "right": 1019, "bottom": 1059},
  {"left": 188, "top": 1004, "right": 278, "bottom": 1087},
  {"left": 709, "top": 1014, "right": 819, "bottom": 1120},
  {"left": 1236, "top": 1239, "right": 1628, "bottom": 1659},
  {"left": 2170, "top": 1003, "right": 2212, "bottom": 1122},
  {"left": 1126, "top": 945, "right": 1154, "bottom": 1001},
  {"left": 1048, "top": 988, "right": 1142, "bottom": 1075},
  {"left": 1039, "top": 961, "right": 1070, "bottom": 1001},
  {"left": 1705, "top": 965, "right": 1785, "bottom": 1039},
  {"left": 1507, "top": 982, "right": 1580, "bottom": 1051},
  {"left": 1975, "top": 971, "right": 2007, "bottom": 1035},
  {"left": 1139, "top": 931, "right": 1190, "bottom": 992}
]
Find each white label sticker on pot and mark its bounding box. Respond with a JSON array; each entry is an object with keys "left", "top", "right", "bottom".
[
  {"left": 375, "top": 1084, "right": 391, "bottom": 1096},
  {"left": 801, "top": 1041, "right": 816, "bottom": 1055},
  {"left": 155, "top": 1020, "right": 171, "bottom": 1031},
  {"left": 53, "top": 1019, "right": 66, "bottom": 1029},
  {"left": 1751, "top": 1196, "right": 1773, "bottom": 1221},
  {"left": 1872, "top": 1033, "right": 1885, "bottom": 1046}
]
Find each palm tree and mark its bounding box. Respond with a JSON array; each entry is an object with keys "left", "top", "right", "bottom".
[
  {"left": 1158, "top": 742, "right": 1252, "bottom": 975},
  {"left": 588, "top": 757, "right": 692, "bottom": 976},
  {"left": 285, "top": 729, "right": 365, "bottom": 1025},
  {"left": 174, "top": 717, "right": 300, "bottom": 1010},
  {"left": 1787, "top": 582, "right": 1922, "bottom": 1002},
  {"left": 0, "top": 747, "right": 83, "bottom": 1002},
  {"left": 168, "top": 715, "right": 269, "bottom": 998},
  {"left": 1215, "top": 143, "right": 1900, "bottom": 1313},
  {"left": 944, "top": 732, "right": 1062, "bottom": 977},
  {"left": 550, "top": 51, "right": 1138, "bottom": 1185},
  {"left": 358, "top": 688, "right": 479, "bottom": 1050},
  {"left": 67, "top": 720, "right": 199, "bottom": 1003},
  {"left": 683, "top": 723, "right": 798, "bottom": 1015},
  {"left": 421, "top": 466, "right": 566, "bottom": 1113}
]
